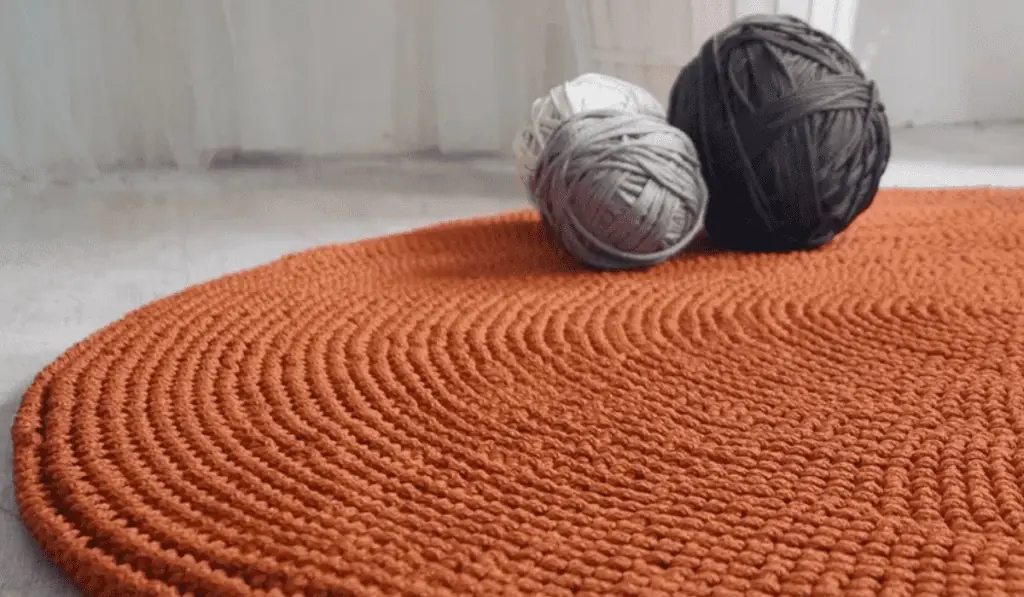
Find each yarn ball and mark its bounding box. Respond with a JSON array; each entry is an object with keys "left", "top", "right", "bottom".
[
  {"left": 667, "top": 14, "right": 891, "bottom": 252},
  {"left": 529, "top": 109, "right": 708, "bottom": 271},
  {"left": 513, "top": 73, "right": 665, "bottom": 202}
]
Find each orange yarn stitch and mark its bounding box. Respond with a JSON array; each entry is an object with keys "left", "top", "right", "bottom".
[{"left": 12, "top": 188, "right": 1024, "bottom": 596}]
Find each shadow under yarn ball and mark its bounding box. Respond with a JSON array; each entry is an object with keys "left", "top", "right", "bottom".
[
  {"left": 668, "top": 14, "right": 891, "bottom": 252},
  {"left": 529, "top": 109, "right": 708, "bottom": 271}
]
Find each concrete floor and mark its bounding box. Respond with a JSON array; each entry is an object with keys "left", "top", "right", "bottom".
[{"left": 2, "top": 123, "right": 1024, "bottom": 596}]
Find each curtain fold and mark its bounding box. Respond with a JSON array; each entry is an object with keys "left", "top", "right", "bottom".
[
  {"left": 0, "top": 0, "right": 862, "bottom": 184},
  {"left": 0, "top": 0, "right": 574, "bottom": 183}
]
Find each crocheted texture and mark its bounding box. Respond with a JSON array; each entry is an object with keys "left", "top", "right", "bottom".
[{"left": 12, "top": 188, "right": 1024, "bottom": 597}]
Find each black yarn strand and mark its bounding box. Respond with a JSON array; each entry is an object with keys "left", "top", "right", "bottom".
[{"left": 667, "top": 13, "right": 890, "bottom": 252}]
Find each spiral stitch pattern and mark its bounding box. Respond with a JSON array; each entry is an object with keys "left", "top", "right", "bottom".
[{"left": 13, "top": 188, "right": 1024, "bottom": 597}]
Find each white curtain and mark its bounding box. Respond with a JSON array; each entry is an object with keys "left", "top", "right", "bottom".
[
  {"left": 0, "top": 0, "right": 580, "bottom": 183},
  {"left": 576, "top": 0, "right": 860, "bottom": 104},
  {"left": 0, "top": 0, "right": 860, "bottom": 184}
]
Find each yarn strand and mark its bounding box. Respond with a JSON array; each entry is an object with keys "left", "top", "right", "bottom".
[
  {"left": 668, "top": 13, "right": 891, "bottom": 252},
  {"left": 529, "top": 109, "right": 708, "bottom": 270}
]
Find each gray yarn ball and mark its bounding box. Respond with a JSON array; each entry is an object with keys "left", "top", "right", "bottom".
[{"left": 529, "top": 109, "right": 709, "bottom": 271}]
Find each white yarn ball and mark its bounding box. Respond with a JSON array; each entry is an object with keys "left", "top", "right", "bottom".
[{"left": 512, "top": 73, "right": 665, "bottom": 202}]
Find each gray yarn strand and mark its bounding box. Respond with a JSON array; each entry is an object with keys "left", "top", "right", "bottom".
[
  {"left": 530, "top": 109, "right": 709, "bottom": 271},
  {"left": 512, "top": 73, "right": 666, "bottom": 201}
]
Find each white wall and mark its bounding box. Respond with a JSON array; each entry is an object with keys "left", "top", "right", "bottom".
[{"left": 852, "top": 0, "right": 1024, "bottom": 126}]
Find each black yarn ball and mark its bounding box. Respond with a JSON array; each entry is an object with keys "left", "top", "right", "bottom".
[{"left": 667, "top": 14, "right": 890, "bottom": 252}]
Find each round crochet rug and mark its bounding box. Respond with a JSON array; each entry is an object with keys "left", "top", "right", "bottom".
[{"left": 13, "top": 188, "right": 1024, "bottom": 597}]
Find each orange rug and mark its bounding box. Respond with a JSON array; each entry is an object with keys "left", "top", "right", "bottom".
[{"left": 12, "top": 188, "right": 1024, "bottom": 597}]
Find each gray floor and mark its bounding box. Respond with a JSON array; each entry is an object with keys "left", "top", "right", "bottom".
[{"left": 3, "top": 123, "right": 1024, "bottom": 596}]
